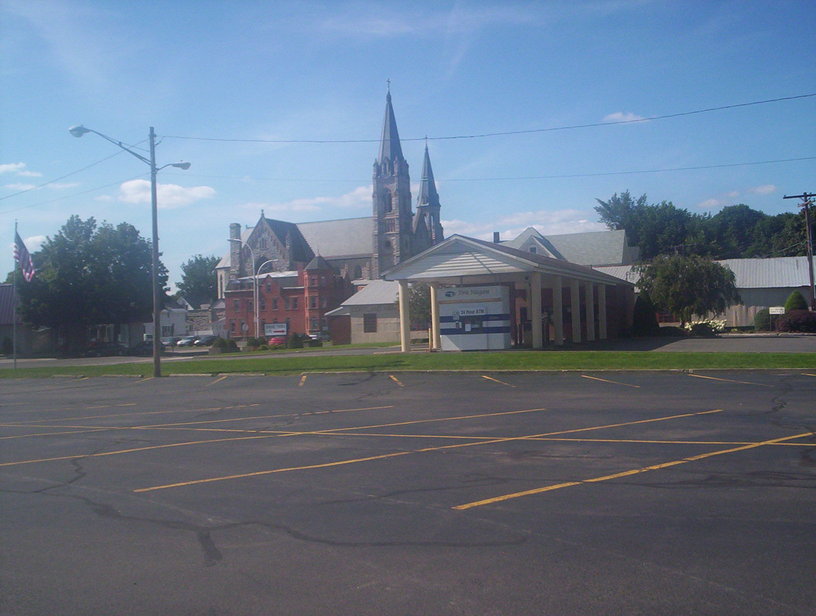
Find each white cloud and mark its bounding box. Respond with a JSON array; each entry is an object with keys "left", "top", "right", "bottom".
[
  {"left": 25, "top": 235, "right": 46, "bottom": 252},
  {"left": 47, "top": 182, "right": 80, "bottom": 190},
  {"left": 603, "top": 111, "right": 647, "bottom": 123},
  {"left": 726, "top": 190, "right": 740, "bottom": 198},
  {"left": 117, "top": 179, "right": 216, "bottom": 209},
  {"left": 3, "top": 183, "right": 37, "bottom": 191},
  {"left": 251, "top": 185, "right": 373, "bottom": 215},
  {"left": 443, "top": 209, "right": 606, "bottom": 241},
  {"left": 748, "top": 184, "right": 776, "bottom": 195},
  {"left": 0, "top": 162, "right": 42, "bottom": 177},
  {"left": 697, "top": 198, "right": 723, "bottom": 210}
]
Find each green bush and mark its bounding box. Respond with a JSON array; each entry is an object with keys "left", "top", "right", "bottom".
[
  {"left": 689, "top": 322, "right": 717, "bottom": 337},
  {"left": 210, "top": 337, "right": 239, "bottom": 353},
  {"left": 632, "top": 294, "right": 660, "bottom": 336},
  {"left": 753, "top": 308, "right": 770, "bottom": 331},
  {"left": 784, "top": 291, "right": 808, "bottom": 313}
]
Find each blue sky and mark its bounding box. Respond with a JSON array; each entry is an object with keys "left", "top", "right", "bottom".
[{"left": 2, "top": 0, "right": 814, "bottom": 290}]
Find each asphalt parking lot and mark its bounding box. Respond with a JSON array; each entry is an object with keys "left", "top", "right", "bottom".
[{"left": 1, "top": 370, "right": 814, "bottom": 615}]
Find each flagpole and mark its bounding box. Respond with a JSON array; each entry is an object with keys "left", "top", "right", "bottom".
[{"left": 12, "top": 221, "right": 18, "bottom": 370}]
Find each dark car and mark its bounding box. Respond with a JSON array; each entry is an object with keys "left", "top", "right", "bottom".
[
  {"left": 194, "top": 334, "right": 218, "bottom": 347},
  {"left": 176, "top": 336, "right": 199, "bottom": 347},
  {"left": 126, "top": 341, "right": 165, "bottom": 356},
  {"left": 84, "top": 342, "right": 128, "bottom": 357}
]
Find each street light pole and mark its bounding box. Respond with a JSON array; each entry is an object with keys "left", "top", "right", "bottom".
[
  {"left": 69, "top": 125, "right": 189, "bottom": 377},
  {"left": 254, "top": 259, "right": 278, "bottom": 338},
  {"left": 783, "top": 192, "right": 816, "bottom": 311}
]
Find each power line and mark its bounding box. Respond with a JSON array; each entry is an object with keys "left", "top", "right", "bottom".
[
  {"left": 0, "top": 150, "right": 126, "bottom": 202},
  {"left": 0, "top": 174, "right": 147, "bottom": 215},
  {"left": 163, "top": 93, "right": 816, "bottom": 144}
]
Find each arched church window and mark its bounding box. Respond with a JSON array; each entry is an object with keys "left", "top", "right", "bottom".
[
  {"left": 353, "top": 265, "right": 363, "bottom": 279},
  {"left": 384, "top": 191, "right": 392, "bottom": 212}
]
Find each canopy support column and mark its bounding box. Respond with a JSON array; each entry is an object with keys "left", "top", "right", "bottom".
[
  {"left": 598, "top": 284, "right": 608, "bottom": 340},
  {"left": 398, "top": 280, "right": 410, "bottom": 353},
  {"left": 429, "top": 283, "right": 441, "bottom": 350},
  {"left": 552, "top": 276, "right": 564, "bottom": 346},
  {"left": 585, "top": 282, "right": 595, "bottom": 342},
  {"left": 530, "top": 272, "right": 543, "bottom": 349},
  {"left": 570, "top": 279, "right": 582, "bottom": 343}
]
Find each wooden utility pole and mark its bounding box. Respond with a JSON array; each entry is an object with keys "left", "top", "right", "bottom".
[{"left": 783, "top": 192, "right": 815, "bottom": 310}]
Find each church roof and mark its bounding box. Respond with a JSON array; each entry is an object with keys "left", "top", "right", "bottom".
[
  {"left": 261, "top": 217, "right": 314, "bottom": 263},
  {"left": 378, "top": 91, "right": 404, "bottom": 163},
  {"left": 297, "top": 217, "right": 373, "bottom": 258}
]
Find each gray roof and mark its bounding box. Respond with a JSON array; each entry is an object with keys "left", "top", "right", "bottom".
[
  {"left": 217, "top": 217, "right": 373, "bottom": 269},
  {"left": 594, "top": 256, "right": 812, "bottom": 289},
  {"left": 544, "top": 229, "right": 639, "bottom": 266},
  {"left": 336, "top": 280, "right": 399, "bottom": 307},
  {"left": 297, "top": 217, "right": 373, "bottom": 258}
]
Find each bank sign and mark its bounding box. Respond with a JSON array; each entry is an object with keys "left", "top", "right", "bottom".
[{"left": 441, "top": 286, "right": 504, "bottom": 302}]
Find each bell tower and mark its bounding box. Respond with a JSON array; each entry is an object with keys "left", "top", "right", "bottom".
[{"left": 371, "top": 86, "right": 412, "bottom": 278}]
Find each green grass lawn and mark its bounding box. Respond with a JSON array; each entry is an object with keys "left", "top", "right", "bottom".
[{"left": 2, "top": 350, "right": 815, "bottom": 379}]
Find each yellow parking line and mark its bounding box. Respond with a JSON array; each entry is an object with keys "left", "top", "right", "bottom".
[
  {"left": 688, "top": 373, "right": 770, "bottom": 387},
  {"left": 481, "top": 375, "right": 515, "bottom": 388},
  {"left": 389, "top": 374, "right": 404, "bottom": 387},
  {"left": 452, "top": 431, "right": 811, "bottom": 510},
  {"left": 802, "top": 373, "right": 816, "bottom": 377},
  {"left": 137, "top": 377, "right": 154, "bottom": 383},
  {"left": 299, "top": 374, "right": 308, "bottom": 387},
  {"left": 581, "top": 375, "right": 640, "bottom": 388},
  {"left": 0, "top": 403, "right": 262, "bottom": 426},
  {"left": 208, "top": 375, "right": 229, "bottom": 387},
  {"left": 133, "top": 408, "right": 718, "bottom": 493}
]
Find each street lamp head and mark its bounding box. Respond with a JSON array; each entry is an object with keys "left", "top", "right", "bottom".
[
  {"left": 171, "top": 162, "right": 191, "bottom": 170},
  {"left": 68, "top": 125, "right": 91, "bottom": 138}
]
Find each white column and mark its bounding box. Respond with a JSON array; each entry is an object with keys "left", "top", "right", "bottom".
[
  {"left": 570, "top": 279, "right": 582, "bottom": 343},
  {"left": 429, "top": 283, "right": 441, "bottom": 351},
  {"left": 552, "top": 276, "right": 563, "bottom": 346},
  {"left": 398, "top": 280, "right": 411, "bottom": 353},
  {"left": 530, "top": 272, "right": 543, "bottom": 349},
  {"left": 585, "top": 282, "right": 595, "bottom": 342},
  {"left": 598, "top": 284, "right": 608, "bottom": 340}
]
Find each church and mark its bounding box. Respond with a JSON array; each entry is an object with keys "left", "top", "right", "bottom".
[{"left": 216, "top": 89, "right": 444, "bottom": 338}]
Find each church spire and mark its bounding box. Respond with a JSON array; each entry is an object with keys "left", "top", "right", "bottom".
[
  {"left": 377, "top": 88, "right": 404, "bottom": 164},
  {"left": 416, "top": 141, "right": 440, "bottom": 209}
]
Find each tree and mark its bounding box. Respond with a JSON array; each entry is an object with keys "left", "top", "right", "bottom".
[
  {"left": 634, "top": 255, "right": 741, "bottom": 327},
  {"left": 594, "top": 190, "right": 648, "bottom": 232},
  {"left": 16, "top": 215, "right": 167, "bottom": 353},
  {"left": 408, "top": 282, "right": 431, "bottom": 330},
  {"left": 784, "top": 290, "right": 808, "bottom": 312},
  {"left": 176, "top": 254, "right": 219, "bottom": 306}
]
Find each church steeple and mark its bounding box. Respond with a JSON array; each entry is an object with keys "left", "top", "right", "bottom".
[
  {"left": 377, "top": 90, "right": 404, "bottom": 165},
  {"left": 371, "top": 86, "right": 412, "bottom": 278},
  {"left": 412, "top": 142, "right": 444, "bottom": 251}
]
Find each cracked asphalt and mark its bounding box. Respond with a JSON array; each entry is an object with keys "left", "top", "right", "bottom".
[{"left": 1, "top": 370, "right": 814, "bottom": 615}]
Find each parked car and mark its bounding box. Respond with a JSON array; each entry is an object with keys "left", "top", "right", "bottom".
[
  {"left": 194, "top": 334, "right": 218, "bottom": 347},
  {"left": 160, "top": 336, "right": 181, "bottom": 346},
  {"left": 84, "top": 341, "right": 127, "bottom": 357},
  {"left": 176, "top": 336, "right": 199, "bottom": 347},
  {"left": 126, "top": 341, "right": 165, "bottom": 356},
  {"left": 267, "top": 335, "right": 287, "bottom": 347}
]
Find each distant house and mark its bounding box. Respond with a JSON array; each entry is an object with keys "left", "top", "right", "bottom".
[
  {"left": 502, "top": 227, "right": 640, "bottom": 266},
  {"left": 594, "top": 256, "right": 814, "bottom": 327},
  {"left": 325, "top": 280, "right": 400, "bottom": 345}
]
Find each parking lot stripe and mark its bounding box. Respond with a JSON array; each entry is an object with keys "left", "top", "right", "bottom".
[
  {"left": 132, "top": 408, "right": 720, "bottom": 493},
  {"left": 389, "top": 374, "right": 405, "bottom": 387},
  {"left": 452, "top": 430, "right": 811, "bottom": 510},
  {"left": 299, "top": 374, "right": 308, "bottom": 387},
  {"left": 0, "top": 403, "right": 263, "bottom": 425},
  {"left": 481, "top": 375, "right": 515, "bottom": 387},
  {"left": 581, "top": 375, "right": 640, "bottom": 388},
  {"left": 688, "top": 373, "right": 771, "bottom": 386},
  {"left": 208, "top": 375, "right": 229, "bottom": 386}
]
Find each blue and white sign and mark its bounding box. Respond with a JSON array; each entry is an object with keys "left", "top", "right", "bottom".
[{"left": 439, "top": 285, "right": 511, "bottom": 351}]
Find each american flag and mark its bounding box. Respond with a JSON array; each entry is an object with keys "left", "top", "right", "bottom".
[{"left": 14, "top": 232, "right": 36, "bottom": 282}]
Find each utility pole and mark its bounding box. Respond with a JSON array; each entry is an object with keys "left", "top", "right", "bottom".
[{"left": 783, "top": 192, "right": 815, "bottom": 310}]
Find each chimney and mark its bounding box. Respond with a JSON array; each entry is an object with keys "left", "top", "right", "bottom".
[
  {"left": 229, "top": 223, "right": 241, "bottom": 277},
  {"left": 493, "top": 231, "right": 501, "bottom": 244}
]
